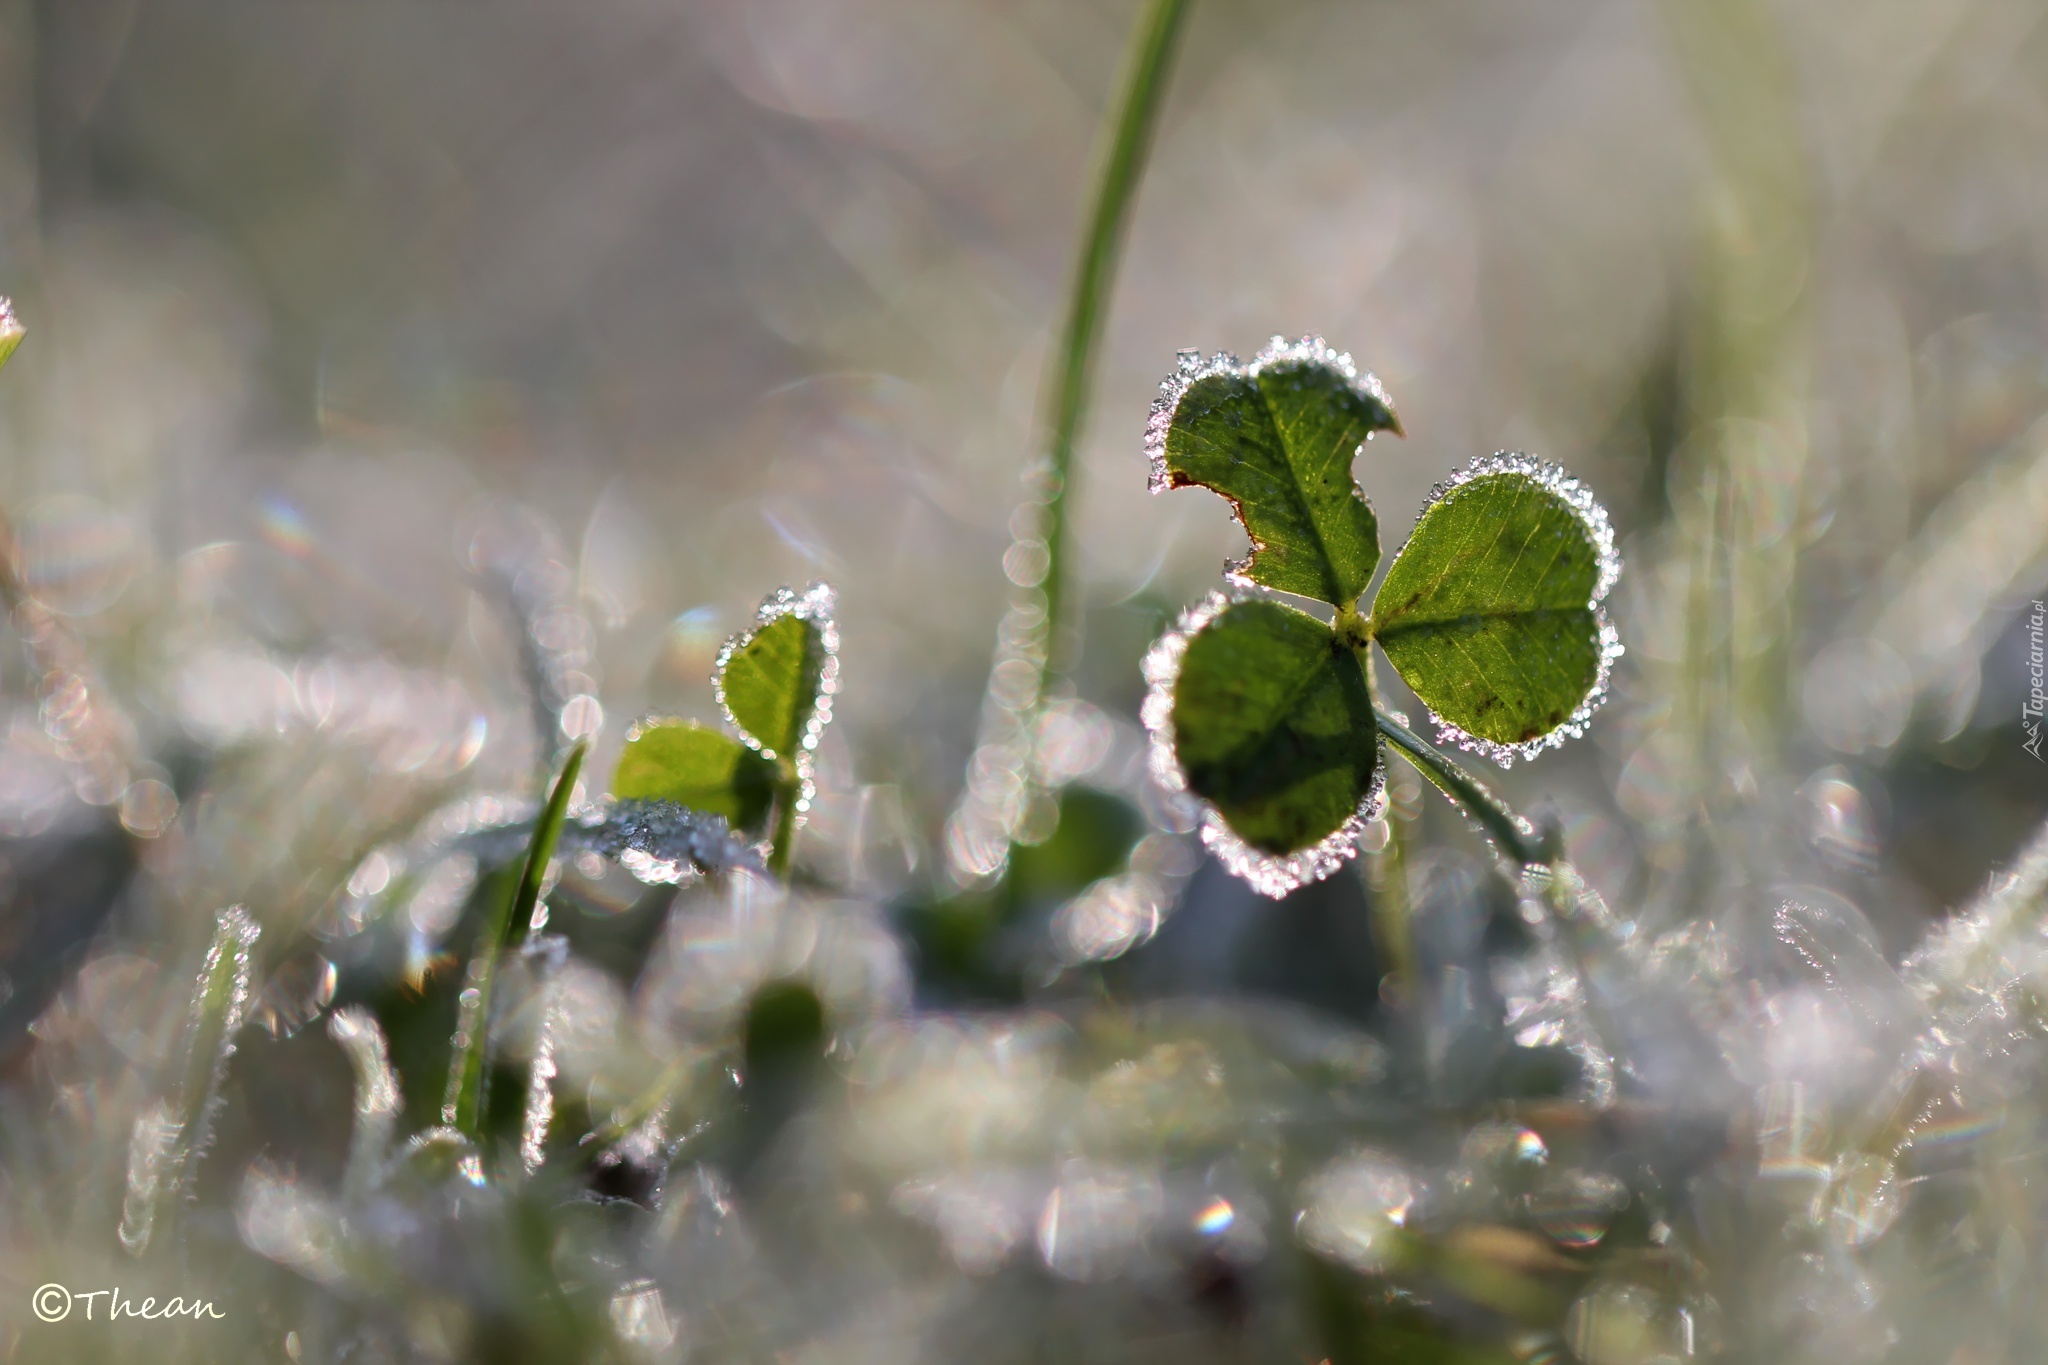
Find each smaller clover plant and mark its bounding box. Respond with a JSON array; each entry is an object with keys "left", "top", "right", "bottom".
[
  {"left": 610, "top": 583, "right": 839, "bottom": 877},
  {"left": 1142, "top": 337, "right": 1623, "bottom": 896}
]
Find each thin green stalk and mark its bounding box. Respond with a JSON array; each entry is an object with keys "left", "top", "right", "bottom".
[
  {"left": 446, "top": 740, "right": 586, "bottom": 1139},
  {"left": 768, "top": 768, "right": 799, "bottom": 880},
  {"left": 1363, "top": 759, "right": 1419, "bottom": 1000},
  {"left": 1037, "top": 0, "right": 1192, "bottom": 681},
  {"left": 1373, "top": 706, "right": 1553, "bottom": 868}
]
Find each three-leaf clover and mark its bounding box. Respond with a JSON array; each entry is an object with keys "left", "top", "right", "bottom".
[
  {"left": 612, "top": 583, "right": 839, "bottom": 875},
  {"left": 1143, "top": 337, "right": 1621, "bottom": 896}
]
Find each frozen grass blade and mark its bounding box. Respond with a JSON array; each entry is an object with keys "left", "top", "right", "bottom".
[
  {"left": 946, "top": 0, "right": 1190, "bottom": 885},
  {"left": 120, "top": 906, "right": 261, "bottom": 1254},
  {"left": 445, "top": 740, "right": 586, "bottom": 1141},
  {"left": 518, "top": 936, "right": 569, "bottom": 1176},
  {"left": 329, "top": 1007, "right": 402, "bottom": 1199},
  {"left": 1038, "top": 0, "right": 1190, "bottom": 674}
]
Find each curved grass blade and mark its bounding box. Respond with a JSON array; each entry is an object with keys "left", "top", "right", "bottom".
[
  {"left": 1143, "top": 591, "right": 1384, "bottom": 897},
  {"left": 328, "top": 1006, "right": 402, "bottom": 1200},
  {"left": 1371, "top": 455, "right": 1621, "bottom": 766},
  {"left": 1149, "top": 337, "right": 1400, "bottom": 608},
  {"left": 612, "top": 719, "right": 776, "bottom": 834},
  {"left": 445, "top": 741, "right": 586, "bottom": 1142},
  {"left": 120, "top": 906, "right": 261, "bottom": 1254}
]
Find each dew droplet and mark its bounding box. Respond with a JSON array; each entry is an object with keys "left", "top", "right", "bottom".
[
  {"left": 1526, "top": 1168, "right": 1630, "bottom": 1250},
  {"left": 891, "top": 1170, "right": 1038, "bottom": 1276},
  {"left": 118, "top": 777, "right": 178, "bottom": 837},
  {"left": 1037, "top": 1161, "right": 1163, "bottom": 1282},
  {"left": 1295, "top": 1148, "right": 1416, "bottom": 1272},
  {"left": 14, "top": 494, "right": 142, "bottom": 617}
]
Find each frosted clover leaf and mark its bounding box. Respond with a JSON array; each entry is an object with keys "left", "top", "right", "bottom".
[
  {"left": 1144, "top": 339, "right": 1620, "bottom": 894},
  {"left": 1142, "top": 591, "right": 1385, "bottom": 897},
  {"left": 611, "top": 582, "right": 838, "bottom": 876},
  {"left": 1371, "top": 455, "right": 1622, "bottom": 766},
  {"left": 1147, "top": 337, "right": 1399, "bottom": 606}
]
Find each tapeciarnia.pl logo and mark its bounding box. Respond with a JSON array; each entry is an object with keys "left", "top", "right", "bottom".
[
  {"left": 2026, "top": 599, "right": 2045, "bottom": 762},
  {"left": 31, "top": 1282, "right": 224, "bottom": 1323}
]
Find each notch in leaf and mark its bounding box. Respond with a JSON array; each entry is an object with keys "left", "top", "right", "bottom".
[
  {"left": 1147, "top": 336, "right": 1400, "bottom": 610},
  {"left": 1142, "top": 592, "right": 1385, "bottom": 898},
  {"left": 1370, "top": 456, "right": 1621, "bottom": 767}
]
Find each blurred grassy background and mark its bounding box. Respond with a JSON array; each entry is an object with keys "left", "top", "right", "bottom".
[
  {"left": 0, "top": 0, "right": 2042, "bottom": 980},
  {"left": 3, "top": 2, "right": 2048, "bottom": 1359}
]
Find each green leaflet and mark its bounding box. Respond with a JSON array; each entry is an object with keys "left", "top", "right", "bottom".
[
  {"left": 610, "top": 585, "right": 838, "bottom": 877},
  {"left": 1371, "top": 463, "right": 1614, "bottom": 761},
  {"left": 611, "top": 721, "right": 777, "bottom": 833},
  {"left": 718, "top": 588, "right": 837, "bottom": 761},
  {"left": 1162, "top": 598, "right": 1380, "bottom": 859},
  {"left": 1150, "top": 339, "right": 1400, "bottom": 609},
  {"left": 0, "top": 299, "right": 20, "bottom": 372}
]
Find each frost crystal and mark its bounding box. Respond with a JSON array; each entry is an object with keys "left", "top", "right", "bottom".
[
  {"left": 117, "top": 1101, "right": 182, "bottom": 1255},
  {"left": 520, "top": 935, "right": 570, "bottom": 1176},
  {"left": 1140, "top": 590, "right": 1386, "bottom": 899},
  {"left": 1402, "top": 453, "right": 1625, "bottom": 769},
  {"left": 186, "top": 907, "right": 263, "bottom": 1152},
  {"left": 569, "top": 798, "right": 767, "bottom": 882}
]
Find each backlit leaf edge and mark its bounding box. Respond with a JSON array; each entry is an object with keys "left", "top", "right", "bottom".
[
  {"left": 1378, "top": 453, "right": 1623, "bottom": 768},
  {"left": 1140, "top": 587, "right": 1387, "bottom": 898}
]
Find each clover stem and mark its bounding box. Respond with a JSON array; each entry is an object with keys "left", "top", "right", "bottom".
[
  {"left": 1037, "top": 0, "right": 1192, "bottom": 682},
  {"left": 1362, "top": 762, "right": 1420, "bottom": 1003},
  {"left": 1369, "top": 700, "right": 1554, "bottom": 868},
  {"left": 1339, "top": 604, "right": 1418, "bottom": 995},
  {"left": 768, "top": 768, "right": 800, "bottom": 880}
]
